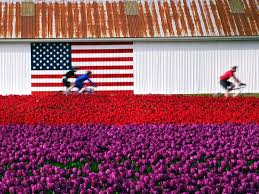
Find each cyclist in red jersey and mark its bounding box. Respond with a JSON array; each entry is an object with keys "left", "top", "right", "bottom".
[{"left": 220, "top": 66, "right": 245, "bottom": 97}]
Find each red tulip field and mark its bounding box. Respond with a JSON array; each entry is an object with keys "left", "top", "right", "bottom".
[{"left": 0, "top": 94, "right": 258, "bottom": 193}]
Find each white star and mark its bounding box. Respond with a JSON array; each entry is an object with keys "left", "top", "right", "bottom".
[
  {"left": 47, "top": 66, "right": 49, "bottom": 69},
  {"left": 40, "top": 66, "right": 42, "bottom": 69},
  {"left": 33, "top": 66, "right": 36, "bottom": 69},
  {"left": 53, "top": 66, "right": 56, "bottom": 69}
]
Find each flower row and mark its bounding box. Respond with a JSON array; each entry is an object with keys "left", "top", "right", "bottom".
[
  {"left": 0, "top": 124, "right": 258, "bottom": 193},
  {"left": 0, "top": 94, "right": 258, "bottom": 124}
]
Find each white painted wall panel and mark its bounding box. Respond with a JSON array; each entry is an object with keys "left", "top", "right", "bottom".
[
  {"left": 0, "top": 43, "right": 31, "bottom": 95},
  {"left": 134, "top": 42, "right": 259, "bottom": 94}
]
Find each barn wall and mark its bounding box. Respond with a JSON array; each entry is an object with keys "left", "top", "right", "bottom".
[
  {"left": 134, "top": 42, "right": 259, "bottom": 94},
  {"left": 0, "top": 43, "right": 31, "bottom": 95}
]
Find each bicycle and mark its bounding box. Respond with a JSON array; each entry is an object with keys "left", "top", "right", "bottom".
[{"left": 213, "top": 83, "right": 247, "bottom": 97}]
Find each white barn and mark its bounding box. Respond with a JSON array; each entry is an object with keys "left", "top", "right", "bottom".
[{"left": 0, "top": 0, "right": 258, "bottom": 95}]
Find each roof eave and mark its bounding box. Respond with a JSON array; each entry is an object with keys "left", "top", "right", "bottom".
[{"left": 0, "top": 36, "right": 259, "bottom": 42}]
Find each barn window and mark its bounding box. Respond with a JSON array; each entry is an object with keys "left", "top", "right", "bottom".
[
  {"left": 229, "top": 0, "right": 245, "bottom": 14},
  {"left": 124, "top": 1, "right": 139, "bottom": 16},
  {"left": 21, "top": 1, "right": 35, "bottom": 16}
]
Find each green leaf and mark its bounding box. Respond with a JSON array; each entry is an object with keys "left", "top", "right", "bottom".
[
  {"left": 247, "top": 160, "right": 254, "bottom": 166},
  {"left": 144, "top": 165, "right": 152, "bottom": 174},
  {"left": 90, "top": 161, "right": 99, "bottom": 173}
]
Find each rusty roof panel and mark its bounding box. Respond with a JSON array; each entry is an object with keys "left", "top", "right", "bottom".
[{"left": 0, "top": 0, "right": 258, "bottom": 39}]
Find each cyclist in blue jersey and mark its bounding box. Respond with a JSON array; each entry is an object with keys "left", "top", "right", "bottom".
[{"left": 66, "top": 71, "right": 96, "bottom": 94}]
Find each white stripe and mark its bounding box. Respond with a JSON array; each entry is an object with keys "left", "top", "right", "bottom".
[
  {"left": 32, "top": 78, "right": 134, "bottom": 83},
  {"left": 32, "top": 69, "right": 134, "bottom": 75},
  {"left": 72, "top": 53, "right": 133, "bottom": 58},
  {"left": 72, "top": 61, "right": 133, "bottom": 66},
  {"left": 31, "top": 86, "right": 134, "bottom": 91},
  {"left": 72, "top": 45, "right": 133, "bottom": 50}
]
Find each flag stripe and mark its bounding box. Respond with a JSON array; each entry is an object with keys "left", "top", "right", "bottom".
[
  {"left": 32, "top": 82, "right": 134, "bottom": 87},
  {"left": 32, "top": 69, "right": 134, "bottom": 75},
  {"left": 31, "top": 86, "right": 134, "bottom": 91},
  {"left": 32, "top": 78, "right": 134, "bottom": 83},
  {"left": 79, "top": 65, "right": 133, "bottom": 70},
  {"left": 71, "top": 42, "right": 133, "bottom": 45},
  {"left": 31, "top": 73, "right": 133, "bottom": 79},
  {"left": 71, "top": 49, "right": 133, "bottom": 54},
  {"left": 72, "top": 45, "right": 133, "bottom": 50},
  {"left": 32, "top": 91, "right": 134, "bottom": 95},
  {"left": 71, "top": 53, "right": 133, "bottom": 58},
  {"left": 72, "top": 57, "right": 133, "bottom": 62},
  {"left": 72, "top": 61, "right": 133, "bottom": 66}
]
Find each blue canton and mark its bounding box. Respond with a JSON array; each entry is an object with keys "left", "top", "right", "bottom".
[{"left": 31, "top": 43, "right": 72, "bottom": 70}]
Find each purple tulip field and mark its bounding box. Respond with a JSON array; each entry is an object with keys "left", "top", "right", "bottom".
[{"left": 0, "top": 124, "right": 258, "bottom": 193}]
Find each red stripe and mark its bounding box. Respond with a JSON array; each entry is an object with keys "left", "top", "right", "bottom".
[
  {"left": 71, "top": 49, "right": 133, "bottom": 54},
  {"left": 32, "top": 91, "right": 134, "bottom": 95},
  {"left": 31, "top": 74, "right": 133, "bottom": 79},
  {"left": 32, "top": 82, "right": 134, "bottom": 87},
  {"left": 72, "top": 57, "right": 133, "bottom": 62},
  {"left": 71, "top": 42, "right": 133, "bottom": 45},
  {"left": 79, "top": 65, "right": 133, "bottom": 70}
]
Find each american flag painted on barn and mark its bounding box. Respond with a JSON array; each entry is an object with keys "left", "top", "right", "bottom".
[{"left": 31, "top": 42, "right": 134, "bottom": 94}]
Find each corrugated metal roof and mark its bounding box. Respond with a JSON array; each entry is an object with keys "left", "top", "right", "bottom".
[{"left": 0, "top": 0, "right": 258, "bottom": 39}]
